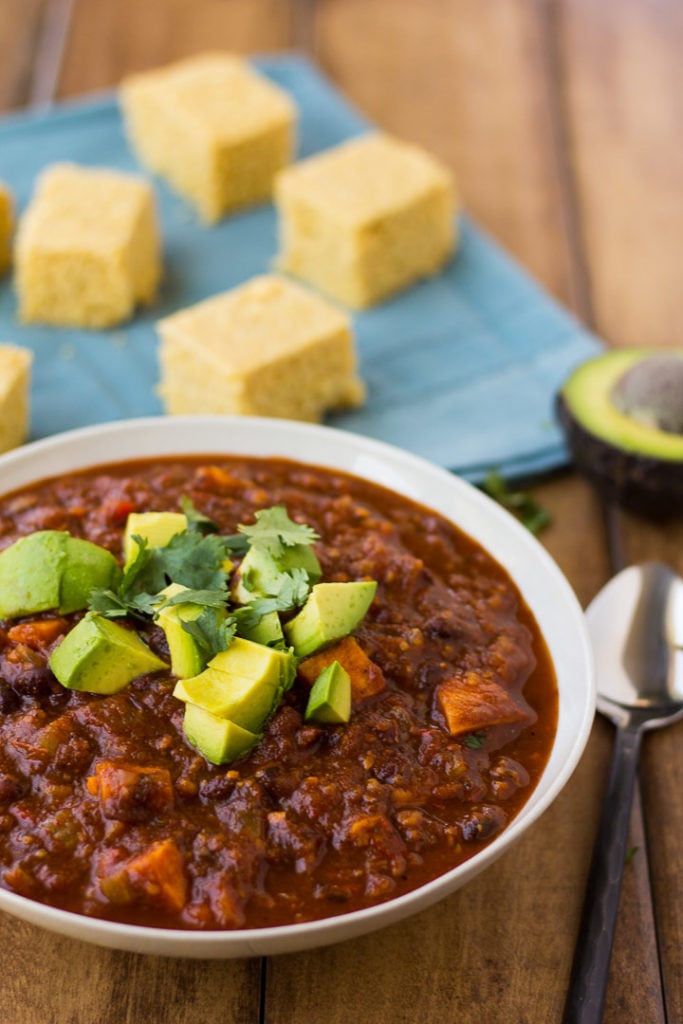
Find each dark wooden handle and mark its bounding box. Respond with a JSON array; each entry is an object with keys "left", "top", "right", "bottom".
[{"left": 562, "top": 725, "right": 643, "bottom": 1023}]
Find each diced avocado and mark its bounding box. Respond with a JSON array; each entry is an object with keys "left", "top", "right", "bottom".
[
  {"left": 284, "top": 581, "right": 377, "bottom": 658},
  {"left": 157, "top": 603, "right": 205, "bottom": 680},
  {"left": 236, "top": 609, "right": 285, "bottom": 647},
  {"left": 0, "top": 531, "right": 66, "bottom": 618},
  {"left": 49, "top": 612, "right": 167, "bottom": 694},
  {"left": 156, "top": 583, "right": 226, "bottom": 679},
  {"left": 304, "top": 661, "right": 351, "bottom": 724},
  {"left": 123, "top": 511, "right": 187, "bottom": 567},
  {"left": 60, "top": 536, "right": 122, "bottom": 614},
  {"left": 173, "top": 667, "right": 279, "bottom": 732},
  {"left": 182, "top": 702, "right": 260, "bottom": 765},
  {"left": 209, "top": 636, "right": 293, "bottom": 692},
  {"left": 233, "top": 544, "right": 321, "bottom": 604},
  {"left": 0, "top": 530, "right": 121, "bottom": 620}
]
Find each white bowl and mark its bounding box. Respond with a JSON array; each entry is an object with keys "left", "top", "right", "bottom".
[{"left": 0, "top": 416, "right": 595, "bottom": 957}]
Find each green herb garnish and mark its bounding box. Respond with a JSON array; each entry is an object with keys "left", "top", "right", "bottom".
[
  {"left": 482, "top": 471, "right": 551, "bottom": 536},
  {"left": 180, "top": 497, "right": 249, "bottom": 554},
  {"left": 234, "top": 569, "right": 312, "bottom": 631},
  {"left": 180, "top": 496, "right": 220, "bottom": 536},
  {"left": 179, "top": 609, "right": 237, "bottom": 661},
  {"left": 464, "top": 731, "right": 486, "bottom": 749},
  {"left": 89, "top": 528, "right": 236, "bottom": 622},
  {"left": 238, "top": 504, "right": 319, "bottom": 555},
  {"left": 89, "top": 502, "right": 320, "bottom": 646}
]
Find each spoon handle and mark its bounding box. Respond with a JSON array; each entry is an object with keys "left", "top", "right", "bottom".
[{"left": 562, "top": 723, "right": 643, "bottom": 1024}]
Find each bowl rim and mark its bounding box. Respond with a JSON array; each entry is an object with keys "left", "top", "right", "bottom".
[{"left": 0, "top": 415, "right": 596, "bottom": 957}]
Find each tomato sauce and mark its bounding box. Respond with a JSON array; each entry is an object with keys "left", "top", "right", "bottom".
[{"left": 0, "top": 456, "right": 557, "bottom": 929}]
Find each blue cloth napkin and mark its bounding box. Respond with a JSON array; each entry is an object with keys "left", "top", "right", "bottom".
[{"left": 0, "top": 54, "right": 602, "bottom": 482}]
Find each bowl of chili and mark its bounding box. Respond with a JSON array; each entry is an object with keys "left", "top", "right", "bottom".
[{"left": 0, "top": 415, "right": 595, "bottom": 957}]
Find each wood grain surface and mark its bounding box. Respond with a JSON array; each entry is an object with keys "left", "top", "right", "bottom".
[{"left": 0, "top": 2, "right": 681, "bottom": 1022}]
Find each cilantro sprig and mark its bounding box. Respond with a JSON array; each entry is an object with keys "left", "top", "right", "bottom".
[
  {"left": 237, "top": 504, "right": 319, "bottom": 554},
  {"left": 482, "top": 471, "right": 551, "bottom": 536},
  {"left": 464, "top": 731, "right": 486, "bottom": 750},
  {"left": 88, "top": 502, "right": 320, "bottom": 660},
  {"left": 90, "top": 529, "right": 236, "bottom": 622},
  {"left": 233, "top": 568, "right": 312, "bottom": 629},
  {"left": 178, "top": 609, "right": 237, "bottom": 660}
]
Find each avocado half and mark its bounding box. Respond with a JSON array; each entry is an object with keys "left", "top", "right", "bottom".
[{"left": 556, "top": 347, "right": 683, "bottom": 518}]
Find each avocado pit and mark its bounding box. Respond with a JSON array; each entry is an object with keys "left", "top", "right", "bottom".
[
  {"left": 612, "top": 354, "right": 683, "bottom": 435},
  {"left": 556, "top": 347, "right": 683, "bottom": 518}
]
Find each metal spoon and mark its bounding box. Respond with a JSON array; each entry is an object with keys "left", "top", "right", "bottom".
[{"left": 563, "top": 561, "right": 683, "bottom": 1024}]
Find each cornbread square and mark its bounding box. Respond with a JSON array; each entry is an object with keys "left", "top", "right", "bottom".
[
  {"left": 0, "top": 182, "right": 14, "bottom": 275},
  {"left": 120, "top": 53, "right": 297, "bottom": 223},
  {"left": 16, "top": 163, "right": 161, "bottom": 329},
  {"left": 0, "top": 344, "right": 32, "bottom": 453},
  {"left": 157, "top": 275, "right": 365, "bottom": 422},
  {"left": 275, "top": 132, "right": 457, "bottom": 308}
]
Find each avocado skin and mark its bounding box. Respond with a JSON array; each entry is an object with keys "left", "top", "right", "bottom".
[{"left": 556, "top": 391, "right": 683, "bottom": 518}]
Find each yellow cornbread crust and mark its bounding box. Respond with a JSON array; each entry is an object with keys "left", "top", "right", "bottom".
[
  {"left": 0, "top": 182, "right": 14, "bottom": 275},
  {"left": 119, "top": 52, "right": 297, "bottom": 223},
  {"left": 275, "top": 132, "right": 457, "bottom": 308},
  {"left": 15, "top": 163, "right": 161, "bottom": 329},
  {"left": 157, "top": 274, "right": 365, "bottom": 422},
  {"left": 0, "top": 344, "right": 32, "bottom": 453}
]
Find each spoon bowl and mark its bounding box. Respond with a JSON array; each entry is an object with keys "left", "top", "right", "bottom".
[
  {"left": 563, "top": 562, "right": 683, "bottom": 1023},
  {"left": 588, "top": 562, "right": 683, "bottom": 726}
]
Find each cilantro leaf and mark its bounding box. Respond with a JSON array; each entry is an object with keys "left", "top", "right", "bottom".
[
  {"left": 238, "top": 505, "right": 319, "bottom": 556},
  {"left": 89, "top": 537, "right": 164, "bottom": 620},
  {"left": 232, "top": 599, "right": 282, "bottom": 630},
  {"left": 89, "top": 530, "right": 234, "bottom": 620},
  {"left": 234, "top": 565, "right": 311, "bottom": 632},
  {"left": 464, "top": 731, "right": 486, "bottom": 749},
  {"left": 88, "top": 504, "right": 317, "bottom": 635},
  {"left": 177, "top": 499, "right": 248, "bottom": 553},
  {"left": 181, "top": 496, "right": 249, "bottom": 552},
  {"left": 155, "top": 532, "right": 232, "bottom": 591},
  {"left": 88, "top": 588, "right": 131, "bottom": 619},
  {"left": 180, "top": 609, "right": 236, "bottom": 659},
  {"left": 89, "top": 585, "right": 159, "bottom": 620},
  {"left": 154, "top": 588, "right": 228, "bottom": 612},
  {"left": 267, "top": 567, "right": 311, "bottom": 609},
  {"left": 180, "top": 496, "right": 219, "bottom": 535},
  {"left": 482, "top": 471, "right": 551, "bottom": 536},
  {"left": 232, "top": 570, "right": 309, "bottom": 626}
]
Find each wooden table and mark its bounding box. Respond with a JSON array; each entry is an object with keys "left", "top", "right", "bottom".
[{"left": 1, "top": 2, "right": 682, "bottom": 1021}]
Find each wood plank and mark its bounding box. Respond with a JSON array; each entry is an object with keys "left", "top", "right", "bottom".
[
  {"left": 1, "top": 919, "right": 263, "bottom": 1024},
  {"left": 538, "top": 0, "right": 683, "bottom": 619},
  {"left": 528, "top": 471, "right": 611, "bottom": 606},
  {"left": 642, "top": 723, "right": 683, "bottom": 1024},
  {"left": 0, "top": 0, "right": 50, "bottom": 111},
  {"left": 558, "top": 0, "right": 683, "bottom": 1014},
  {"left": 530, "top": 483, "right": 669, "bottom": 1022},
  {"left": 310, "top": 0, "right": 582, "bottom": 311},
  {"left": 557, "top": 0, "right": 683, "bottom": 348},
  {"left": 619, "top": 503, "right": 683, "bottom": 1023},
  {"left": 57, "top": 0, "right": 296, "bottom": 98}
]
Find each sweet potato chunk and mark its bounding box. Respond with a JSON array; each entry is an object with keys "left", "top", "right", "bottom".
[
  {"left": 297, "top": 636, "right": 385, "bottom": 701},
  {"left": 7, "top": 618, "right": 68, "bottom": 648},
  {"left": 87, "top": 761, "right": 174, "bottom": 822},
  {"left": 99, "top": 838, "right": 187, "bottom": 913},
  {"left": 436, "top": 672, "right": 533, "bottom": 737}
]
